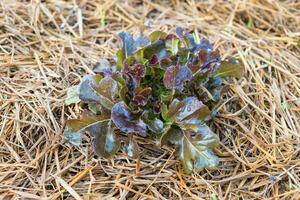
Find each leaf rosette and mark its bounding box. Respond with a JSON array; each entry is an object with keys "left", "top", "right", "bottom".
[{"left": 64, "top": 28, "right": 244, "bottom": 173}]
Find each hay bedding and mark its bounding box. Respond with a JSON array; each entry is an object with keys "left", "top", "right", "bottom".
[{"left": 0, "top": 0, "right": 299, "bottom": 199}]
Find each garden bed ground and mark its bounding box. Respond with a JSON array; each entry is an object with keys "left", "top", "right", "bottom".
[{"left": 0, "top": 0, "right": 300, "bottom": 199}]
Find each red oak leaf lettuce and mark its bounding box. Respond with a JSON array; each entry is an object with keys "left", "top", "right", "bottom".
[{"left": 64, "top": 28, "right": 244, "bottom": 173}]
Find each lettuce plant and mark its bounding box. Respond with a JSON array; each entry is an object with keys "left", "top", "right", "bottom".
[{"left": 64, "top": 27, "right": 244, "bottom": 173}]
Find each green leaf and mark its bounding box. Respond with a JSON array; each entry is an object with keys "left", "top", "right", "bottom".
[
  {"left": 99, "top": 10, "right": 106, "bottom": 27},
  {"left": 123, "top": 135, "right": 139, "bottom": 158},
  {"left": 119, "top": 86, "right": 129, "bottom": 104},
  {"left": 166, "top": 38, "right": 179, "bottom": 55},
  {"left": 183, "top": 121, "right": 219, "bottom": 147},
  {"left": 247, "top": 18, "right": 253, "bottom": 29},
  {"left": 141, "top": 40, "right": 165, "bottom": 60},
  {"left": 162, "top": 125, "right": 219, "bottom": 173},
  {"left": 183, "top": 33, "right": 196, "bottom": 49},
  {"left": 165, "top": 97, "right": 211, "bottom": 123},
  {"left": 92, "top": 120, "right": 120, "bottom": 158},
  {"left": 65, "top": 85, "right": 80, "bottom": 106},
  {"left": 166, "top": 98, "right": 184, "bottom": 120},
  {"left": 95, "top": 77, "right": 118, "bottom": 110},
  {"left": 193, "top": 30, "right": 200, "bottom": 44},
  {"left": 161, "top": 127, "right": 182, "bottom": 146},
  {"left": 148, "top": 31, "right": 167, "bottom": 42},
  {"left": 161, "top": 103, "right": 170, "bottom": 122},
  {"left": 111, "top": 71, "right": 125, "bottom": 85},
  {"left": 197, "top": 77, "right": 224, "bottom": 103},
  {"left": 64, "top": 115, "right": 110, "bottom": 145},
  {"left": 116, "top": 49, "right": 125, "bottom": 69},
  {"left": 161, "top": 97, "right": 218, "bottom": 173},
  {"left": 224, "top": 24, "right": 233, "bottom": 35},
  {"left": 88, "top": 103, "right": 101, "bottom": 114},
  {"left": 214, "top": 59, "right": 244, "bottom": 78},
  {"left": 211, "top": 194, "right": 219, "bottom": 200},
  {"left": 141, "top": 111, "right": 163, "bottom": 133},
  {"left": 79, "top": 75, "right": 118, "bottom": 110},
  {"left": 194, "top": 105, "right": 211, "bottom": 120},
  {"left": 175, "top": 97, "right": 207, "bottom": 121},
  {"left": 79, "top": 74, "right": 103, "bottom": 103}
]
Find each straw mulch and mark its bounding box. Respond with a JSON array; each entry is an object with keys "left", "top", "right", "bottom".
[{"left": 0, "top": 0, "right": 299, "bottom": 199}]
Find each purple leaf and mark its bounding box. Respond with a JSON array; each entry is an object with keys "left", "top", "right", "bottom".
[
  {"left": 157, "top": 49, "right": 169, "bottom": 61},
  {"left": 111, "top": 102, "right": 147, "bottom": 136},
  {"left": 79, "top": 75, "right": 102, "bottom": 103},
  {"left": 175, "top": 27, "right": 184, "bottom": 38},
  {"left": 197, "top": 38, "right": 213, "bottom": 52},
  {"left": 93, "top": 59, "right": 115, "bottom": 76},
  {"left": 149, "top": 55, "right": 158, "bottom": 65},
  {"left": 123, "top": 63, "right": 146, "bottom": 85},
  {"left": 163, "top": 65, "right": 192, "bottom": 91},
  {"left": 198, "top": 49, "right": 221, "bottom": 75},
  {"left": 119, "top": 32, "right": 136, "bottom": 57},
  {"left": 135, "top": 36, "right": 150, "bottom": 48},
  {"left": 132, "top": 95, "right": 148, "bottom": 106},
  {"left": 166, "top": 34, "right": 178, "bottom": 40},
  {"left": 153, "top": 100, "right": 162, "bottom": 114},
  {"left": 165, "top": 97, "right": 210, "bottom": 123},
  {"left": 132, "top": 87, "right": 152, "bottom": 106},
  {"left": 185, "top": 33, "right": 197, "bottom": 49}
]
